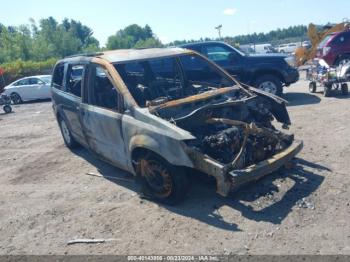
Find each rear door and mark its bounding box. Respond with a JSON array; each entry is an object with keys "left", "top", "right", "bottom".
[
  {"left": 52, "top": 63, "right": 87, "bottom": 145},
  {"left": 80, "top": 63, "right": 128, "bottom": 170}
]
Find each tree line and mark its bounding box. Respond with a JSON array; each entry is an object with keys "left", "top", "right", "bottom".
[
  {"left": 169, "top": 25, "right": 308, "bottom": 46},
  {"left": 1, "top": 17, "right": 312, "bottom": 65},
  {"left": 0, "top": 17, "right": 163, "bottom": 64}
]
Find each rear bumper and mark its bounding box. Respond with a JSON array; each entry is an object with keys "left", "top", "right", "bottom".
[{"left": 187, "top": 140, "right": 303, "bottom": 196}]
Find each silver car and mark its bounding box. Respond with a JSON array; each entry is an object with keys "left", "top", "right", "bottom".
[{"left": 3, "top": 75, "right": 52, "bottom": 104}]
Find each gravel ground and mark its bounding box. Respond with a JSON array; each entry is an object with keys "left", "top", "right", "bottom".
[{"left": 0, "top": 78, "right": 349, "bottom": 255}]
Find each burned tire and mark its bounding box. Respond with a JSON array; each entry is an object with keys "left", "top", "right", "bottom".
[
  {"left": 58, "top": 117, "right": 79, "bottom": 149},
  {"left": 323, "top": 84, "right": 331, "bottom": 97},
  {"left": 10, "top": 93, "right": 22, "bottom": 104},
  {"left": 3, "top": 105, "right": 12, "bottom": 114},
  {"left": 309, "top": 82, "right": 316, "bottom": 93},
  {"left": 254, "top": 75, "right": 283, "bottom": 96},
  {"left": 135, "top": 152, "right": 189, "bottom": 205}
]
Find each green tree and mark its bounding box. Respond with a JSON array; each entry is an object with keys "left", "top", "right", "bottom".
[{"left": 106, "top": 24, "right": 162, "bottom": 49}]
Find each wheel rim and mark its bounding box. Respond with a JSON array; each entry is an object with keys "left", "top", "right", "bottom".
[
  {"left": 258, "top": 81, "right": 277, "bottom": 94},
  {"left": 60, "top": 120, "right": 71, "bottom": 144},
  {"left": 11, "top": 94, "right": 21, "bottom": 104},
  {"left": 140, "top": 159, "right": 173, "bottom": 198}
]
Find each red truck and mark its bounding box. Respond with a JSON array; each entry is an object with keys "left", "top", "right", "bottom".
[{"left": 317, "top": 29, "right": 350, "bottom": 66}]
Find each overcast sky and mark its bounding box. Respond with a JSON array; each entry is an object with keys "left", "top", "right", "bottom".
[{"left": 1, "top": 0, "right": 350, "bottom": 46}]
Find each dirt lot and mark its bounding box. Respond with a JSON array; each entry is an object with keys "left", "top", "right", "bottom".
[{"left": 0, "top": 78, "right": 349, "bottom": 255}]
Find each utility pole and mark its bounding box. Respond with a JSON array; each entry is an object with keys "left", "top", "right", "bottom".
[{"left": 215, "top": 25, "right": 222, "bottom": 39}]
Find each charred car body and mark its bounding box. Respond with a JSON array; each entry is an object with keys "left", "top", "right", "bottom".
[{"left": 51, "top": 48, "right": 303, "bottom": 204}]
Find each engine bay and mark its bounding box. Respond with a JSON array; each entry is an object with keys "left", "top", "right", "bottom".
[{"left": 151, "top": 88, "right": 294, "bottom": 169}]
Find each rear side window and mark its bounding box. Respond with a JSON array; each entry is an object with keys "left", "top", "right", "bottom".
[
  {"left": 52, "top": 64, "right": 65, "bottom": 89},
  {"left": 66, "top": 65, "right": 85, "bottom": 98}
]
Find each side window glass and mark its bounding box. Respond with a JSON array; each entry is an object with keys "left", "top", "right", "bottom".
[
  {"left": 90, "top": 65, "right": 118, "bottom": 111},
  {"left": 28, "top": 78, "right": 43, "bottom": 85},
  {"left": 52, "top": 64, "right": 65, "bottom": 90},
  {"left": 66, "top": 65, "right": 84, "bottom": 97},
  {"left": 204, "top": 45, "right": 231, "bottom": 62},
  {"left": 15, "top": 79, "right": 29, "bottom": 86}
]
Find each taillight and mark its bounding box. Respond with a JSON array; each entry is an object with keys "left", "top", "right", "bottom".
[{"left": 323, "top": 46, "right": 331, "bottom": 56}]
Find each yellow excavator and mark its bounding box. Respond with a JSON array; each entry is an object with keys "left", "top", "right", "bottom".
[{"left": 295, "top": 21, "right": 350, "bottom": 66}]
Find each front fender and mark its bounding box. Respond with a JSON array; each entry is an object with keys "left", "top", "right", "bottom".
[{"left": 128, "top": 134, "right": 194, "bottom": 170}]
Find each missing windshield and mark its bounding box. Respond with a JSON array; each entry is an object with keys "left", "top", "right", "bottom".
[{"left": 114, "top": 54, "right": 235, "bottom": 107}]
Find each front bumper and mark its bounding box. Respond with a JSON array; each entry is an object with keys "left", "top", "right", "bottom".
[
  {"left": 187, "top": 140, "right": 303, "bottom": 196},
  {"left": 283, "top": 67, "right": 299, "bottom": 86}
]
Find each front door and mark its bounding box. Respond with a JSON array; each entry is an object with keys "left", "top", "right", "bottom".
[
  {"left": 202, "top": 44, "right": 243, "bottom": 81},
  {"left": 80, "top": 64, "right": 128, "bottom": 170}
]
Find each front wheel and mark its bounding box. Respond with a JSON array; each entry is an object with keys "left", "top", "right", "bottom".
[
  {"left": 135, "top": 153, "right": 189, "bottom": 205},
  {"left": 10, "top": 93, "right": 22, "bottom": 104},
  {"left": 254, "top": 75, "right": 283, "bottom": 96},
  {"left": 58, "top": 117, "right": 79, "bottom": 149}
]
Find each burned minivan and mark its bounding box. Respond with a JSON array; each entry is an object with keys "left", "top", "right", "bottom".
[{"left": 51, "top": 48, "right": 303, "bottom": 204}]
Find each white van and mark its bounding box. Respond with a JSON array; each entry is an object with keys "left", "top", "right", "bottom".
[{"left": 251, "top": 44, "right": 276, "bottom": 54}]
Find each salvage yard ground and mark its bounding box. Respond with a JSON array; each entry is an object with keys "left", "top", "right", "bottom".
[{"left": 0, "top": 78, "right": 349, "bottom": 255}]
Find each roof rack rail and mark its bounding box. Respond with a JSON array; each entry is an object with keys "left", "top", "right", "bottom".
[{"left": 64, "top": 52, "right": 104, "bottom": 58}]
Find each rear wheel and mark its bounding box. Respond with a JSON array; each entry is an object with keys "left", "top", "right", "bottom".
[
  {"left": 341, "top": 83, "right": 349, "bottom": 95},
  {"left": 254, "top": 75, "right": 283, "bottom": 96},
  {"left": 58, "top": 117, "right": 79, "bottom": 149},
  {"left": 10, "top": 93, "right": 22, "bottom": 104},
  {"left": 309, "top": 82, "right": 316, "bottom": 93},
  {"left": 3, "top": 105, "right": 12, "bottom": 114},
  {"left": 135, "top": 152, "right": 189, "bottom": 205}
]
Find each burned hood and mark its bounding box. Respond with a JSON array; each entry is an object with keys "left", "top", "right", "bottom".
[{"left": 150, "top": 87, "right": 291, "bottom": 129}]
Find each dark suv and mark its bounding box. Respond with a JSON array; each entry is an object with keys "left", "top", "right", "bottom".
[
  {"left": 181, "top": 41, "right": 299, "bottom": 96},
  {"left": 316, "top": 30, "right": 350, "bottom": 66}
]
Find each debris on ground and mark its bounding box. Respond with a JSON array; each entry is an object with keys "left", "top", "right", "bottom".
[
  {"left": 67, "top": 238, "right": 119, "bottom": 245},
  {"left": 296, "top": 197, "right": 315, "bottom": 210}
]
